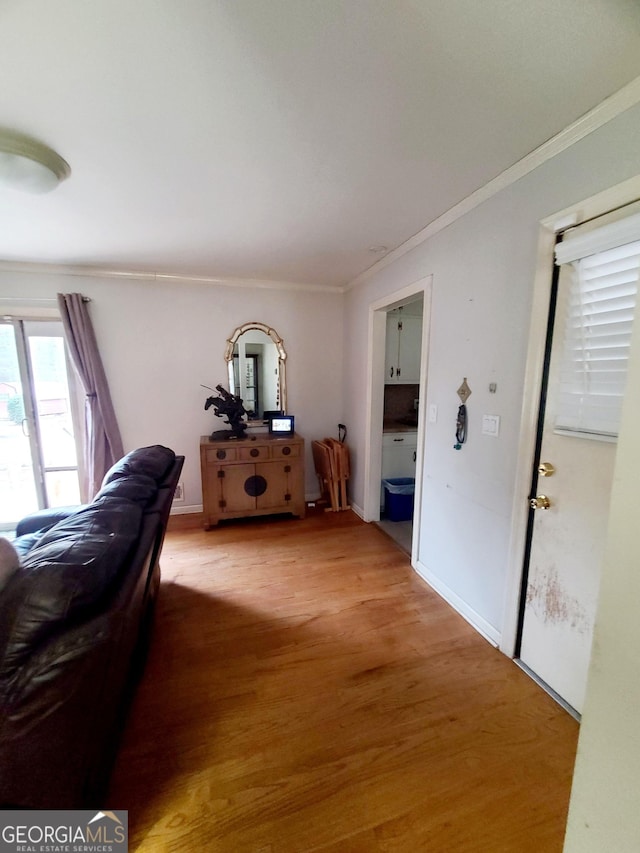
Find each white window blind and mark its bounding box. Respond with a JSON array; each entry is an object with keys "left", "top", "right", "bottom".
[
  {"left": 555, "top": 211, "right": 640, "bottom": 265},
  {"left": 554, "top": 239, "right": 639, "bottom": 438}
]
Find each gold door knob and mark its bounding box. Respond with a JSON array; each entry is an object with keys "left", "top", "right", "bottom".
[
  {"left": 538, "top": 462, "right": 555, "bottom": 477},
  {"left": 530, "top": 495, "right": 551, "bottom": 510}
]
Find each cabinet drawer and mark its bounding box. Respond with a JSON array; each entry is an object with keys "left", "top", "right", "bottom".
[
  {"left": 238, "top": 444, "right": 267, "bottom": 461},
  {"left": 270, "top": 442, "right": 300, "bottom": 459},
  {"left": 205, "top": 446, "right": 238, "bottom": 463},
  {"left": 382, "top": 432, "right": 417, "bottom": 448}
]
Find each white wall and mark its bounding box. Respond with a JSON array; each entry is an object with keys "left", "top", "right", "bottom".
[
  {"left": 343, "top": 102, "right": 640, "bottom": 640},
  {"left": 0, "top": 272, "right": 343, "bottom": 508},
  {"left": 562, "top": 259, "right": 640, "bottom": 850}
]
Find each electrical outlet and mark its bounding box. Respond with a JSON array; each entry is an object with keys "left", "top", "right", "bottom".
[{"left": 173, "top": 481, "right": 185, "bottom": 502}]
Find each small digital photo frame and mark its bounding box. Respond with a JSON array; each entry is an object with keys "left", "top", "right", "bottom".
[{"left": 268, "top": 414, "right": 295, "bottom": 436}]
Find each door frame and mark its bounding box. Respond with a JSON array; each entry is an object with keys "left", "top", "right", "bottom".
[
  {"left": 501, "top": 174, "right": 640, "bottom": 656},
  {"left": 363, "top": 275, "right": 432, "bottom": 565}
]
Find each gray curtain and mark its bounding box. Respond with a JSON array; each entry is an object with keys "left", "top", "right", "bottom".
[{"left": 57, "top": 293, "right": 124, "bottom": 498}]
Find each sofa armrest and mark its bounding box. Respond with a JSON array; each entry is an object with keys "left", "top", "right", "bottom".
[{"left": 15, "top": 506, "right": 83, "bottom": 537}]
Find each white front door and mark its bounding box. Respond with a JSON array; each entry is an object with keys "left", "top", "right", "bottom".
[{"left": 519, "top": 225, "right": 640, "bottom": 714}]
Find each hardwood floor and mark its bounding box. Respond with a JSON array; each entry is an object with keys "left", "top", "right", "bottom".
[{"left": 109, "top": 510, "right": 578, "bottom": 852}]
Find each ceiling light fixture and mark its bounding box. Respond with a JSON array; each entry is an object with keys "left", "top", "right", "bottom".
[
  {"left": 368, "top": 245, "right": 388, "bottom": 254},
  {"left": 0, "top": 128, "right": 70, "bottom": 193}
]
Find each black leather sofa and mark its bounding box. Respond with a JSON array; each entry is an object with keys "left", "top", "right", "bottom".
[{"left": 0, "top": 445, "right": 184, "bottom": 808}]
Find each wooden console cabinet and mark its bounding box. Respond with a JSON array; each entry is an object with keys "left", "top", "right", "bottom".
[{"left": 200, "top": 433, "right": 305, "bottom": 528}]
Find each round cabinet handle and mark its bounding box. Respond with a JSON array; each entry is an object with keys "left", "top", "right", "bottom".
[
  {"left": 250, "top": 448, "right": 260, "bottom": 458},
  {"left": 216, "top": 450, "right": 226, "bottom": 460},
  {"left": 282, "top": 446, "right": 291, "bottom": 456}
]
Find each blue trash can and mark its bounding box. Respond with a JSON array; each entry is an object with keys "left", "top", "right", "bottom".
[{"left": 382, "top": 477, "right": 415, "bottom": 522}]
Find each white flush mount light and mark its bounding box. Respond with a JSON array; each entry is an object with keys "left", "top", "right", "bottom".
[
  {"left": 368, "top": 245, "right": 388, "bottom": 254},
  {"left": 0, "top": 128, "right": 70, "bottom": 193}
]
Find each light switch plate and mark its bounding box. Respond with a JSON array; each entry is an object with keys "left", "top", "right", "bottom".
[
  {"left": 482, "top": 414, "right": 500, "bottom": 436},
  {"left": 428, "top": 404, "right": 438, "bottom": 423}
]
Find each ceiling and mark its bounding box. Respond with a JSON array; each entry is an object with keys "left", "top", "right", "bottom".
[{"left": 1, "top": 0, "right": 639, "bottom": 289}]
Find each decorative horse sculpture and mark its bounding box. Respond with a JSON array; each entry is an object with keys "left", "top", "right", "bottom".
[{"left": 204, "top": 384, "right": 248, "bottom": 439}]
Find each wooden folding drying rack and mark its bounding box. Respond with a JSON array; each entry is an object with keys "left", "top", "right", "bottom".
[{"left": 311, "top": 439, "right": 350, "bottom": 512}]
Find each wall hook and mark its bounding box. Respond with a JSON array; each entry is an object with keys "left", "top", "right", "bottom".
[{"left": 457, "top": 377, "right": 472, "bottom": 404}]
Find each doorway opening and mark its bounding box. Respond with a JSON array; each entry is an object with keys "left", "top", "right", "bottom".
[
  {"left": 0, "top": 318, "right": 81, "bottom": 532},
  {"left": 377, "top": 299, "right": 423, "bottom": 554},
  {"left": 364, "top": 276, "right": 432, "bottom": 565}
]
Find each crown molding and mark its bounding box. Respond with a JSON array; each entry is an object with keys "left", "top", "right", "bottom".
[
  {"left": 2, "top": 74, "right": 639, "bottom": 295},
  {"left": 346, "top": 74, "right": 640, "bottom": 292},
  {"left": 0, "top": 260, "right": 344, "bottom": 295}
]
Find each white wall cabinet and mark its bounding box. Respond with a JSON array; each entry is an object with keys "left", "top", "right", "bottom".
[
  {"left": 385, "top": 312, "right": 422, "bottom": 384},
  {"left": 382, "top": 432, "right": 417, "bottom": 477},
  {"left": 381, "top": 431, "right": 417, "bottom": 506}
]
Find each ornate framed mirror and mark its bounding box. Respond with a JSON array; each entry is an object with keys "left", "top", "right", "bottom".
[{"left": 224, "top": 322, "right": 287, "bottom": 419}]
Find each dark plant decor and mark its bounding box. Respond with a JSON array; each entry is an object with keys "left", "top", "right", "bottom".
[{"left": 204, "top": 384, "right": 248, "bottom": 440}]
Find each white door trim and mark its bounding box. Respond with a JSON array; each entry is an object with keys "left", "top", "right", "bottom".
[
  {"left": 363, "top": 275, "right": 432, "bottom": 565},
  {"left": 501, "top": 173, "right": 640, "bottom": 655}
]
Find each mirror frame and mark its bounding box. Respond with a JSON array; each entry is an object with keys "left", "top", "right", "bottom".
[{"left": 224, "top": 322, "right": 287, "bottom": 415}]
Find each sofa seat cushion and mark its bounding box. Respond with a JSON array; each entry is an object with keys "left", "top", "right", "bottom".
[
  {"left": 101, "top": 445, "right": 176, "bottom": 488},
  {"left": 0, "top": 496, "right": 143, "bottom": 679}
]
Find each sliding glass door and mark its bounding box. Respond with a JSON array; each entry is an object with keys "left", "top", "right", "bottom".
[{"left": 0, "top": 319, "right": 81, "bottom": 530}]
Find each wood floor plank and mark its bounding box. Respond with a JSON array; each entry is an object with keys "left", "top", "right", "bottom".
[{"left": 109, "top": 511, "right": 578, "bottom": 851}]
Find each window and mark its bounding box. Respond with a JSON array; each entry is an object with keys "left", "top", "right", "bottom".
[
  {"left": 554, "top": 213, "right": 640, "bottom": 439},
  {"left": 0, "top": 319, "right": 81, "bottom": 528}
]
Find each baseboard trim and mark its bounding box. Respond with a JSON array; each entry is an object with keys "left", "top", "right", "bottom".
[
  {"left": 350, "top": 501, "right": 365, "bottom": 520},
  {"left": 413, "top": 558, "right": 501, "bottom": 647},
  {"left": 170, "top": 503, "right": 202, "bottom": 516},
  {"left": 167, "top": 511, "right": 204, "bottom": 531}
]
